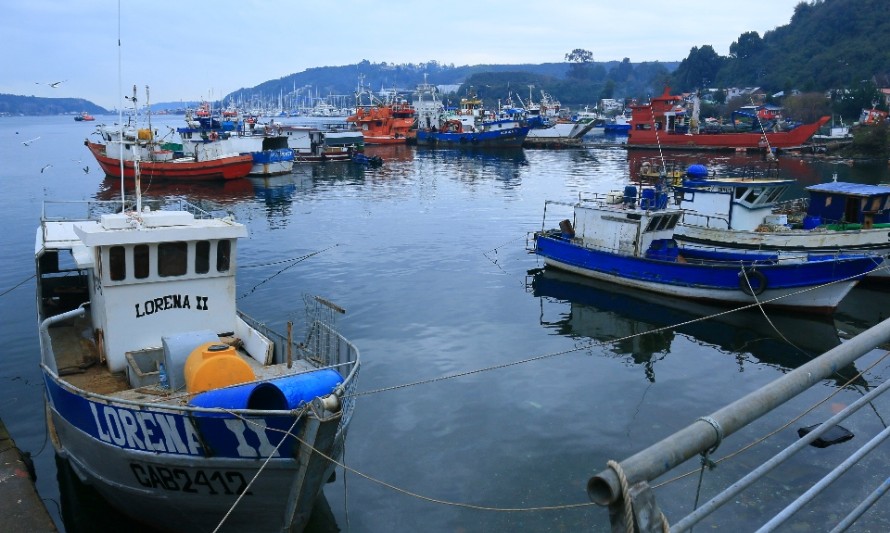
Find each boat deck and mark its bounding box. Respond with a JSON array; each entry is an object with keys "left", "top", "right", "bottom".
[{"left": 46, "top": 314, "right": 318, "bottom": 407}]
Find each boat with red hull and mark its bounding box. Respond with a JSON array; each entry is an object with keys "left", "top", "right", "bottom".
[
  {"left": 86, "top": 140, "right": 254, "bottom": 181},
  {"left": 627, "top": 88, "right": 829, "bottom": 151}
]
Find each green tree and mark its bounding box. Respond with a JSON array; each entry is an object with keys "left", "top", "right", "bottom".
[
  {"left": 565, "top": 48, "right": 594, "bottom": 80},
  {"left": 672, "top": 45, "right": 725, "bottom": 92}
]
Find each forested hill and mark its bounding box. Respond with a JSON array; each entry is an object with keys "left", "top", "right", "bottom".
[
  {"left": 671, "top": 0, "right": 890, "bottom": 93},
  {"left": 0, "top": 94, "right": 108, "bottom": 116}
]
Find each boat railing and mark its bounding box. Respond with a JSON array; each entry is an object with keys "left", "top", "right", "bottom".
[
  {"left": 586, "top": 316, "right": 890, "bottom": 532},
  {"left": 237, "top": 308, "right": 360, "bottom": 432},
  {"left": 42, "top": 199, "right": 217, "bottom": 222}
]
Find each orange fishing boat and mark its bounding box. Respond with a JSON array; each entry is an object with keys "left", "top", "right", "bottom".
[{"left": 346, "top": 97, "right": 415, "bottom": 145}]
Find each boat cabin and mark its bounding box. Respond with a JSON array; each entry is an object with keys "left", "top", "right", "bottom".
[
  {"left": 805, "top": 182, "right": 890, "bottom": 229},
  {"left": 37, "top": 203, "right": 247, "bottom": 373},
  {"left": 675, "top": 165, "right": 794, "bottom": 230}
]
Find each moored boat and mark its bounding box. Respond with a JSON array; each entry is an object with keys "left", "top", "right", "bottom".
[
  {"left": 413, "top": 86, "right": 529, "bottom": 148},
  {"left": 345, "top": 82, "right": 415, "bottom": 145},
  {"left": 626, "top": 87, "right": 829, "bottom": 151},
  {"left": 36, "top": 152, "right": 360, "bottom": 531},
  {"left": 86, "top": 88, "right": 253, "bottom": 182},
  {"left": 531, "top": 187, "right": 881, "bottom": 314},
  {"left": 673, "top": 164, "right": 890, "bottom": 279}
]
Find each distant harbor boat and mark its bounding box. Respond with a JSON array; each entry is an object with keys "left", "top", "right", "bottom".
[
  {"left": 413, "top": 84, "right": 529, "bottom": 148},
  {"left": 626, "top": 87, "right": 829, "bottom": 150}
]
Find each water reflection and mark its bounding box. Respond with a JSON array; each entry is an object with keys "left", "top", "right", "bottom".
[
  {"left": 530, "top": 269, "right": 863, "bottom": 385},
  {"left": 95, "top": 177, "right": 255, "bottom": 205}
]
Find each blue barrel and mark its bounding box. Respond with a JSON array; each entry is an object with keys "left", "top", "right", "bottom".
[
  {"left": 802, "top": 215, "right": 822, "bottom": 229},
  {"left": 189, "top": 369, "right": 344, "bottom": 410},
  {"left": 623, "top": 185, "right": 637, "bottom": 206},
  {"left": 640, "top": 188, "right": 655, "bottom": 209},
  {"left": 686, "top": 164, "right": 708, "bottom": 178}
]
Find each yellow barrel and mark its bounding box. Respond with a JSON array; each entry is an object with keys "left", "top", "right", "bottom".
[
  {"left": 137, "top": 128, "right": 153, "bottom": 140},
  {"left": 184, "top": 342, "right": 255, "bottom": 394}
]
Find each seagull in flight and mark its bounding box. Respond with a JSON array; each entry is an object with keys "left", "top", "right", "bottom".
[
  {"left": 82, "top": 166, "right": 90, "bottom": 174},
  {"left": 22, "top": 136, "right": 40, "bottom": 146},
  {"left": 49, "top": 80, "right": 67, "bottom": 88},
  {"left": 40, "top": 164, "right": 52, "bottom": 173}
]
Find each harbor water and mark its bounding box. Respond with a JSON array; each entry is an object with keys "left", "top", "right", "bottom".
[{"left": 2, "top": 116, "right": 890, "bottom": 531}]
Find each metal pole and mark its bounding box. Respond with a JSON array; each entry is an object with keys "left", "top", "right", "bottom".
[
  {"left": 670, "top": 378, "right": 890, "bottom": 532},
  {"left": 588, "top": 315, "right": 890, "bottom": 507},
  {"left": 829, "top": 476, "right": 890, "bottom": 533},
  {"left": 756, "top": 424, "right": 890, "bottom": 532}
]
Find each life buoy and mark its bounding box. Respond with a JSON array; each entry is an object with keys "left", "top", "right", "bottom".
[
  {"left": 738, "top": 268, "right": 767, "bottom": 296},
  {"left": 209, "top": 131, "right": 219, "bottom": 141}
]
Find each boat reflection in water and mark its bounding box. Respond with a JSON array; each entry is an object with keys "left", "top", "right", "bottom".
[
  {"left": 529, "top": 268, "right": 863, "bottom": 385},
  {"left": 95, "top": 177, "right": 255, "bottom": 205}
]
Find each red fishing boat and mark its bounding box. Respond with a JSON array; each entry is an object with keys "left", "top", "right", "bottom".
[
  {"left": 627, "top": 87, "right": 829, "bottom": 151},
  {"left": 85, "top": 123, "right": 254, "bottom": 181}
]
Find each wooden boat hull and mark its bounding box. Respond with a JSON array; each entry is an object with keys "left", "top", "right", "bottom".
[
  {"left": 534, "top": 232, "right": 876, "bottom": 314},
  {"left": 86, "top": 141, "right": 254, "bottom": 181}
]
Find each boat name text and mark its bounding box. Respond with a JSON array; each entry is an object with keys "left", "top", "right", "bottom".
[
  {"left": 88, "top": 403, "right": 283, "bottom": 458},
  {"left": 135, "top": 294, "right": 209, "bottom": 317}
]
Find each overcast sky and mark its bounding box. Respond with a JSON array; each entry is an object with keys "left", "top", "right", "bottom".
[{"left": 2, "top": 1, "right": 804, "bottom": 109}]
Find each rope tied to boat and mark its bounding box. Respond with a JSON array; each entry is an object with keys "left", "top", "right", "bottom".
[{"left": 692, "top": 416, "right": 724, "bottom": 522}]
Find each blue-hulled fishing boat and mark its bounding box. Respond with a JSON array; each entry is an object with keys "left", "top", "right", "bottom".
[
  {"left": 37, "top": 129, "right": 359, "bottom": 531},
  {"left": 413, "top": 84, "right": 529, "bottom": 148},
  {"left": 531, "top": 186, "right": 882, "bottom": 314}
]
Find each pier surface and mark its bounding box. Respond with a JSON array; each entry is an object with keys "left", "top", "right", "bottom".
[{"left": 0, "top": 418, "right": 57, "bottom": 532}]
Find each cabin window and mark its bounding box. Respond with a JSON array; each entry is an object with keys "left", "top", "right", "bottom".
[
  {"left": 195, "top": 240, "right": 210, "bottom": 274},
  {"left": 109, "top": 246, "right": 126, "bottom": 281},
  {"left": 217, "top": 240, "right": 231, "bottom": 272},
  {"left": 869, "top": 197, "right": 883, "bottom": 212},
  {"left": 134, "top": 244, "right": 150, "bottom": 279},
  {"left": 158, "top": 241, "right": 188, "bottom": 277}
]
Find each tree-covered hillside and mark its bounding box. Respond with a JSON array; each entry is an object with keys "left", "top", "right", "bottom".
[{"left": 672, "top": 0, "right": 890, "bottom": 94}]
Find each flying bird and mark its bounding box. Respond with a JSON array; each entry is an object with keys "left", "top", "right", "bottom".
[
  {"left": 22, "top": 136, "right": 41, "bottom": 146},
  {"left": 49, "top": 80, "right": 67, "bottom": 88},
  {"left": 82, "top": 166, "right": 90, "bottom": 174},
  {"left": 40, "top": 164, "right": 52, "bottom": 173}
]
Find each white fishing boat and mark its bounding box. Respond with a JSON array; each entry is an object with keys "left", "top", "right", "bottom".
[{"left": 37, "top": 97, "right": 360, "bottom": 530}]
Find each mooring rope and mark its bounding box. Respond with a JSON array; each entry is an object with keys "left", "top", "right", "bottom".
[
  {"left": 212, "top": 405, "right": 308, "bottom": 533},
  {"left": 231, "top": 411, "right": 596, "bottom": 513}
]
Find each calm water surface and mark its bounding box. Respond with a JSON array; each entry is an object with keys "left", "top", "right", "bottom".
[{"left": 2, "top": 116, "right": 890, "bottom": 532}]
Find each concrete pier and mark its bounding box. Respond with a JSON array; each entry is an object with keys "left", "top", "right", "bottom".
[{"left": 0, "top": 418, "right": 57, "bottom": 532}]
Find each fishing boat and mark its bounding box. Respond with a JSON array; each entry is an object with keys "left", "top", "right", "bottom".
[
  {"left": 37, "top": 130, "right": 360, "bottom": 530},
  {"left": 530, "top": 186, "right": 881, "bottom": 313},
  {"left": 277, "top": 125, "right": 354, "bottom": 162},
  {"left": 345, "top": 81, "right": 415, "bottom": 145},
  {"left": 85, "top": 88, "right": 253, "bottom": 181},
  {"left": 177, "top": 111, "right": 295, "bottom": 176},
  {"left": 74, "top": 112, "right": 96, "bottom": 122},
  {"left": 413, "top": 87, "right": 529, "bottom": 148},
  {"left": 626, "top": 87, "right": 829, "bottom": 151},
  {"left": 672, "top": 164, "right": 890, "bottom": 279}
]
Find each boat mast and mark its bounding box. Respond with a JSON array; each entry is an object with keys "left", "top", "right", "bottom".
[
  {"left": 130, "top": 84, "right": 142, "bottom": 214},
  {"left": 116, "top": 0, "right": 125, "bottom": 211}
]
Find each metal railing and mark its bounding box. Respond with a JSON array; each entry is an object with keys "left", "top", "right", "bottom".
[{"left": 588, "top": 316, "right": 890, "bottom": 532}]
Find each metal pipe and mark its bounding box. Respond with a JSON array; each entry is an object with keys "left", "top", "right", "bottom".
[
  {"left": 756, "top": 424, "right": 890, "bottom": 532},
  {"left": 587, "top": 315, "right": 890, "bottom": 507},
  {"left": 39, "top": 304, "right": 87, "bottom": 372},
  {"left": 829, "top": 476, "right": 890, "bottom": 533},
  {"left": 670, "top": 378, "right": 890, "bottom": 532}
]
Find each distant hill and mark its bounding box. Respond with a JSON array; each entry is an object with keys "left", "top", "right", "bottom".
[{"left": 0, "top": 93, "right": 108, "bottom": 116}]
